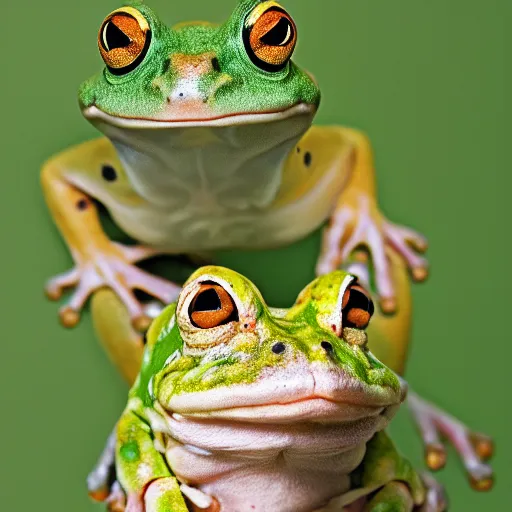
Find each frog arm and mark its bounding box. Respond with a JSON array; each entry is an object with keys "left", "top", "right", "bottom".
[
  {"left": 332, "top": 431, "right": 427, "bottom": 511},
  {"left": 115, "top": 312, "right": 191, "bottom": 512},
  {"left": 41, "top": 137, "right": 180, "bottom": 329},
  {"left": 358, "top": 430, "right": 426, "bottom": 505},
  {"left": 88, "top": 303, "right": 184, "bottom": 504},
  {"left": 115, "top": 398, "right": 188, "bottom": 512},
  {"left": 311, "top": 126, "right": 429, "bottom": 315}
]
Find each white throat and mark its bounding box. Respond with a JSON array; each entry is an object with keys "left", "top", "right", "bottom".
[{"left": 91, "top": 107, "right": 315, "bottom": 212}]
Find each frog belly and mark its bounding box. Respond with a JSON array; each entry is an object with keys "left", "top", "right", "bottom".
[
  {"left": 106, "top": 147, "right": 346, "bottom": 251},
  {"left": 163, "top": 418, "right": 371, "bottom": 512}
]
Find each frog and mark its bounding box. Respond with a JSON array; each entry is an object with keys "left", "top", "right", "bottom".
[
  {"left": 104, "top": 266, "right": 448, "bottom": 512},
  {"left": 41, "top": 0, "right": 494, "bottom": 493}
]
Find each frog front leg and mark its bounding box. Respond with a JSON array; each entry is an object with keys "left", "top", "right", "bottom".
[
  {"left": 363, "top": 482, "right": 415, "bottom": 512},
  {"left": 41, "top": 139, "right": 181, "bottom": 330},
  {"left": 315, "top": 127, "right": 428, "bottom": 314},
  {"left": 115, "top": 399, "right": 188, "bottom": 512},
  {"left": 351, "top": 431, "right": 447, "bottom": 512}
]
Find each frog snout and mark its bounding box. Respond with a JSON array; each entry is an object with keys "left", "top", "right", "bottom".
[{"left": 166, "top": 52, "right": 228, "bottom": 104}]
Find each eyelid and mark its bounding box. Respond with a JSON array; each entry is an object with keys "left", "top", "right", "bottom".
[
  {"left": 107, "top": 6, "right": 150, "bottom": 32},
  {"left": 245, "top": 1, "right": 284, "bottom": 28}
]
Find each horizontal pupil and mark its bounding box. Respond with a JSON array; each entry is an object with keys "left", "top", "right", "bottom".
[
  {"left": 260, "top": 17, "right": 292, "bottom": 47},
  {"left": 104, "top": 20, "right": 131, "bottom": 51}
]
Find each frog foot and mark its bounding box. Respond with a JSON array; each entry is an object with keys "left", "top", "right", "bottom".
[
  {"left": 418, "top": 473, "right": 448, "bottom": 512},
  {"left": 87, "top": 430, "right": 117, "bottom": 503},
  {"left": 44, "top": 242, "right": 181, "bottom": 330},
  {"left": 408, "top": 391, "right": 494, "bottom": 492},
  {"left": 106, "top": 482, "right": 127, "bottom": 512},
  {"left": 317, "top": 195, "right": 429, "bottom": 313}
]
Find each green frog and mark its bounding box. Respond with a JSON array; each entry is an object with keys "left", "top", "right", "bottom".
[
  {"left": 105, "top": 266, "right": 446, "bottom": 511},
  {"left": 41, "top": 0, "right": 493, "bottom": 494}
]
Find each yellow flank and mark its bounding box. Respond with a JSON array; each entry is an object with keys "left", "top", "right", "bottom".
[
  {"left": 366, "top": 250, "right": 412, "bottom": 375},
  {"left": 272, "top": 126, "right": 379, "bottom": 209},
  {"left": 44, "top": 138, "right": 143, "bottom": 207},
  {"left": 91, "top": 289, "right": 145, "bottom": 384}
]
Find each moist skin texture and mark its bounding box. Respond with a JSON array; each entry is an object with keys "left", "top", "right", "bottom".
[{"left": 114, "top": 267, "right": 423, "bottom": 512}]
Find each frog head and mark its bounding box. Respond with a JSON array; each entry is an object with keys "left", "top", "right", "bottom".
[
  {"left": 79, "top": 1, "right": 320, "bottom": 127},
  {"left": 148, "top": 267, "right": 406, "bottom": 437}
]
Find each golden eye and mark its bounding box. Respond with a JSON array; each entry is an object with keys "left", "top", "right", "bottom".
[
  {"left": 189, "top": 283, "right": 238, "bottom": 329},
  {"left": 342, "top": 284, "right": 375, "bottom": 330},
  {"left": 98, "top": 7, "right": 151, "bottom": 75},
  {"left": 243, "top": 3, "right": 297, "bottom": 71}
]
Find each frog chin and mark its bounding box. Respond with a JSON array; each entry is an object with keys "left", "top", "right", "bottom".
[{"left": 82, "top": 102, "right": 315, "bottom": 129}]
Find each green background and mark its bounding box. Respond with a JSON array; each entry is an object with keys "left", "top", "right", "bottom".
[{"left": 1, "top": 0, "right": 509, "bottom": 510}]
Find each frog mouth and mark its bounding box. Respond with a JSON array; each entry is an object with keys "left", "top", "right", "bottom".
[
  {"left": 172, "top": 397, "right": 400, "bottom": 425},
  {"left": 82, "top": 102, "right": 315, "bottom": 129},
  {"left": 164, "top": 363, "right": 406, "bottom": 424}
]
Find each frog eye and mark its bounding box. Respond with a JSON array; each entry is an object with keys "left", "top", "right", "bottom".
[
  {"left": 243, "top": 3, "right": 297, "bottom": 72},
  {"left": 98, "top": 7, "right": 151, "bottom": 75},
  {"left": 189, "top": 283, "right": 238, "bottom": 329},
  {"left": 342, "top": 284, "right": 375, "bottom": 330}
]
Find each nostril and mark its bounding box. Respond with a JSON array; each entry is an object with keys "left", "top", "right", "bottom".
[
  {"left": 272, "top": 342, "right": 286, "bottom": 355},
  {"left": 321, "top": 341, "right": 333, "bottom": 353},
  {"left": 211, "top": 57, "right": 221, "bottom": 72}
]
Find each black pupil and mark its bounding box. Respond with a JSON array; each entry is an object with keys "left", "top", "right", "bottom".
[
  {"left": 104, "top": 21, "right": 131, "bottom": 51},
  {"left": 260, "top": 17, "right": 292, "bottom": 46},
  {"left": 346, "top": 289, "right": 375, "bottom": 316},
  {"left": 193, "top": 289, "right": 221, "bottom": 313}
]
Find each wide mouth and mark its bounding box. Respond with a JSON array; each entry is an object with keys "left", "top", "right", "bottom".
[
  {"left": 82, "top": 102, "right": 316, "bottom": 129},
  {"left": 165, "top": 365, "right": 406, "bottom": 425},
  {"left": 177, "top": 397, "right": 398, "bottom": 424}
]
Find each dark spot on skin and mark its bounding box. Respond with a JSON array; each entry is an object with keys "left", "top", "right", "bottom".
[
  {"left": 179, "top": 92, "right": 184, "bottom": 97},
  {"left": 297, "top": 147, "right": 301, "bottom": 153},
  {"left": 331, "top": 324, "right": 337, "bottom": 332},
  {"left": 211, "top": 57, "right": 221, "bottom": 72},
  {"left": 101, "top": 164, "right": 117, "bottom": 182},
  {"left": 321, "top": 341, "right": 334, "bottom": 352},
  {"left": 304, "top": 151, "right": 312, "bottom": 167},
  {"left": 162, "top": 58, "right": 171, "bottom": 74},
  {"left": 76, "top": 199, "right": 89, "bottom": 211},
  {"left": 244, "top": 323, "right": 249, "bottom": 329},
  {"left": 272, "top": 342, "right": 286, "bottom": 355}
]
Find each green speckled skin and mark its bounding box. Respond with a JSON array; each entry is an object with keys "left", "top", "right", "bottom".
[
  {"left": 114, "top": 267, "right": 424, "bottom": 509},
  {"left": 136, "top": 266, "right": 400, "bottom": 402},
  {"left": 79, "top": 0, "right": 320, "bottom": 119}
]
